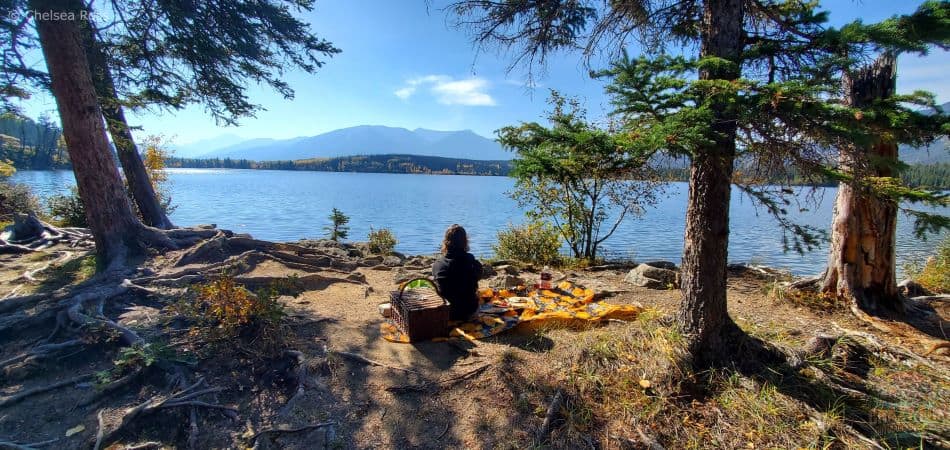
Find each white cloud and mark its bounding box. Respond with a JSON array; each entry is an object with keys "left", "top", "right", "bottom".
[
  {"left": 394, "top": 87, "right": 416, "bottom": 99},
  {"left": 394, "top": 75, "right": 496, "bottom": 106},
  {"left": 432, "top": 78, "right": 496, "bottom": 106}
]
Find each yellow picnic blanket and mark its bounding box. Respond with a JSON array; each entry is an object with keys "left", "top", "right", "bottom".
[{"left": 381, "top": 280, "right": 641, "bottom": 343}]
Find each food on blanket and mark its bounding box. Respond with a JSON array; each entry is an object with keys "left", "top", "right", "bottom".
[
  {"left": 506, "top": 297, "right": 534, "bottom": 308},
  {"left": 381, "top": 281, "right": 642, "bottom": 343},
  {"left": 480, "top": 304, "right": 509, "bottom": 314}
]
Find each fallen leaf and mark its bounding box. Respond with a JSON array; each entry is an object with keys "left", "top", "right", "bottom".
[{"left": 65, "top": 424, "right": 85, "bottom": 437}]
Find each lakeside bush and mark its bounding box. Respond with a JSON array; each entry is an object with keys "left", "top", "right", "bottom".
[
  {"left": 493, "top": 221, "right": 562, "bottom": 266},
  {"left": 907, "top": 236, "right": 950, "bottom": 293},
  {"left": 174, "top": 274, "right": 288, "bottom": 356},
  {"left": 47, "top": 187, "right": 86, "bottom": 227},
  {"left": 368, "top": 227, "right": 397, "bottom": 254},
  {"left": 0, "top": 160, "right": 40, "bottom": 227},
  {"left": 141, "top": 135, "right": 176, "bottom": 215},
  {"left": 0, "top": 182, "right": 40, "bottom": 223}
]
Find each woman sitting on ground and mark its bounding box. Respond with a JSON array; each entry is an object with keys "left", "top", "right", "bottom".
[{"left": 432, "top": 224, "right": 483, "bottom": 320}]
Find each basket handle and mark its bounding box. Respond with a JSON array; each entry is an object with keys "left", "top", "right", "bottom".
[{"left": 398, "top": 277, "right": 449, "bottom": 306}]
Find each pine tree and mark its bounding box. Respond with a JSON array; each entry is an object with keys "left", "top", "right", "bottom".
[
  {"left": 30, "top": 0, "right": 149, "bottom": 268},
  {"left": 326, "top": 208, "right": 350, "bottom": 242},
  {"left": 4, "top": 0, "right": 340, "bottom": 267},
  {"left": 78, "top": 11, "right": 173, "bottom": 229},
  {"left": 449, "top": 0, "right": 949, "bottom": 366},
  {"left": 3, "top": 0, "right": 339, "bottom": 234}
]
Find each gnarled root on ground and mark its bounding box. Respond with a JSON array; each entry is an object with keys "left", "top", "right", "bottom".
[
  {"left": 92, "top": 377, "right": 236, "bottom": 450},
  {"left": 3, "top": 213, "right": 93, "bottom": 252},
  {"left": 0, "top": 227, "right": 366, "bottom": 447}
]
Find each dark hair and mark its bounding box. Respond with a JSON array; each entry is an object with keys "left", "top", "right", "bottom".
[{"left": 441, "top": 224, "right": 469, "bottom": 254}]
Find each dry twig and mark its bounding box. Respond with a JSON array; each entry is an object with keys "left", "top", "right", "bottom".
[
  {"left": 333, "top": 351, "right": 421, "bottom": 375},
  {"left": 536, "top": 389, "right": 565, "bottom": 443}
]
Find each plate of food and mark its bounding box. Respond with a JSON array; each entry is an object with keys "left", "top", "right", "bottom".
[{"left": 505, "top": 297, "right": 535, "bottom": 309}]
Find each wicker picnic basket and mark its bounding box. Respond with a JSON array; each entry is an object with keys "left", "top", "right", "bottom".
[{"left": 390, "top": 278, "right": 450, "bottom": 342}]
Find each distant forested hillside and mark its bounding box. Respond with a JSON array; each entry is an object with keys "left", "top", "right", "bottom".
[
  {"left": 0, "top": 114, "right": 69, "bottom": 169},
  {"left": 166, "top": 153, "right": 512, "bottom": 176},
  {"left": 199, "top": 125, "right": 511, "bottom": 161},
  {"left": 902, "top": 163, "right": 950, "bottom": 189}
]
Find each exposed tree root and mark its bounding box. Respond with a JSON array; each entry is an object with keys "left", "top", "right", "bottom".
[
  {"left": 277, "top": 350, "right": 315, "bottom": 417},
  {"left": 4, "top": 214, "right": 93, "bottom": 251},
  {"left": 0, "top": 240, "right": 36, "bottom": 254},
  {"left": 94, "top": 378, "right": 235, "bottom": 449},
  {"left": 924, "top": 342, "right": 950, "bottom": 356},
  {"left": 0, "top": 338, "right": 82, "bottom": 374},
  {"left": 0, "top": 437, "right": 61, "bottom": 450},
  {"left": 123, "top": 442, "right": 162, "bottom": 450},
  {"left": 249, "top": 421, "right": 335, "bottom": 449},
  {"left": 173, "top": 233, "right": 357, "bottom": 273},
  {"left": 0, "top": 373, "right": 94, "bottom": 409},
  {"left": 19, "top": 250, "right": 76, "bottom": 283},
  {"left": 830, "top": 322, "right": 950, "bottom": 381},
  {"left": 332, "top": 350, "right": 422, "bottom": 375},
  {"left": 78, "top": 368, "right": 144, "bottom": 409},
  {"left": 0, "top": 292, "right": 45, "bottom": 315},
  {"left": 386, "top": 364, "right": 491, "bottom": 394},
  {"left": 0, "top": 230, "right": 387, "bottom": 447},
  {"left": 537, "top": 389, "right": 565, "bottom": 443},
  {"left": 187, "top": 406, "right": 199, "bottom": 450}
]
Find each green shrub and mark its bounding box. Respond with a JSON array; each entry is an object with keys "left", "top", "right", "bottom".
[
  {"left": 47, "top": 187, "right": 86, "bottom": 227},
  {"left": 0, "top": 181, "right": 40, "bottom": 220},
  {"left": 910, "top": 236, "right": 950, "bottom": 293},
  {"left": 173, "top": 274, "right": 289, "bottom": 355},
  {"left": 493, "top": 221, "right": 562, "bottom": 266},
  {"left": 368, "top": 227, "right": 397, "bottom": 254}
]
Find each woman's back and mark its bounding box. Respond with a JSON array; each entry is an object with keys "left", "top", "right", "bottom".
[
  {"left": 432, "top": 224, "right": 483, "bottom": 320},
  {"left": 432, "top": 251, "right": 482, "bottom": 320}
]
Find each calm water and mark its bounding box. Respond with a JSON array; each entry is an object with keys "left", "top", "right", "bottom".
[{"left": 12, "top": 169, "right": 947, "bottom": 276}]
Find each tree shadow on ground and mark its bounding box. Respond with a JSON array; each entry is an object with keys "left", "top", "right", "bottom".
[
  {"left": 706, "top": 326, "right": 941, "bottom": 449},
  {"left": 880, "top": 296, "right": 950, "bottom": 341},
  {"left": 324, "top": 321, "right": 469, "bottom": 449},
  {"left": 486, "top": 330, "right": 556, "bottom": 353}
]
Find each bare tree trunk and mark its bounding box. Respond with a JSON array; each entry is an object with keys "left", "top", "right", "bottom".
[
  {"left": 677, "top": 0, "right": 744, "bottom": 366},
  {"left": 79, "top": 13, "right": 174, "bottom": 230},
  {"left": 31, "top": 0, "right": 145, "bottom": 267},
  {"left": 821, "top": 53, "right": 900, "bottom": 313}
]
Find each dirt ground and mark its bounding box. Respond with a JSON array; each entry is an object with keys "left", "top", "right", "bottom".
[{"left": 0, "top": 239, "right": 947, "bottom": 449}]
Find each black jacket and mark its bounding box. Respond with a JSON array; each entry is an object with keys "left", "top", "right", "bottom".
[{"left": 432, "top": 251, "right": 483, "bottom": 320}]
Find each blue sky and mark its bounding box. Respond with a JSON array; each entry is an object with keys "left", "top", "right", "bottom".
[{"left": 14, "top": 0, "right": 950, "bottom": 147}]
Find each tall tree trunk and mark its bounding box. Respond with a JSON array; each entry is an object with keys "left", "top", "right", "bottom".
[
  {"left": 31, "top": 0, "right": 145, "bottom": 267},
  {"left": 677, "top": 0, "right": 744, "bottom": 366},
  {"left": 821, "top": 53, "right": 900, "bottom": 313},
  {"left": 79, "top": 12, "right": 174, "bottom": 230}
]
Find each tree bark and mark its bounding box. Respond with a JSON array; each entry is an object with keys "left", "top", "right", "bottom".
[
  {"left": 31, "top": 0, "right": 145, "bottom": 267},
  {"left": 821, "top": 53, "right": 900, "bottom": 313},
  {"left": 676, "top": 0, "right": 745, "bottom": 366},
  {"left": 79, "top": 12, "right": 174, "bottom": 230}
]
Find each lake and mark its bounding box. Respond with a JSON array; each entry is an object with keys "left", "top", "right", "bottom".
[{"left": 11, "top": 169, "right": 947, "bottom": 276}]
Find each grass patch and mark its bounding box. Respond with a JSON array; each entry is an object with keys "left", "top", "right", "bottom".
[
  {"left": 904, "top": 235, "right": 950, "bottom": 293},
  {"left": 490, "top": 309, "right": 947, "bottom": 448},
  {"left": 35, "top": 254, "right": 97, "bottom": 292},
  {"left": 765, "top": 281, "right": 845, "bottom": 312}
]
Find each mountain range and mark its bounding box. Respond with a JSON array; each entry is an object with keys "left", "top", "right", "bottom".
[
  {"left": 171, "top": 126, "right": 512, "bottom": 161},
  {"left": 171, "top": 102, "right": 949, "bottom": 164}
]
